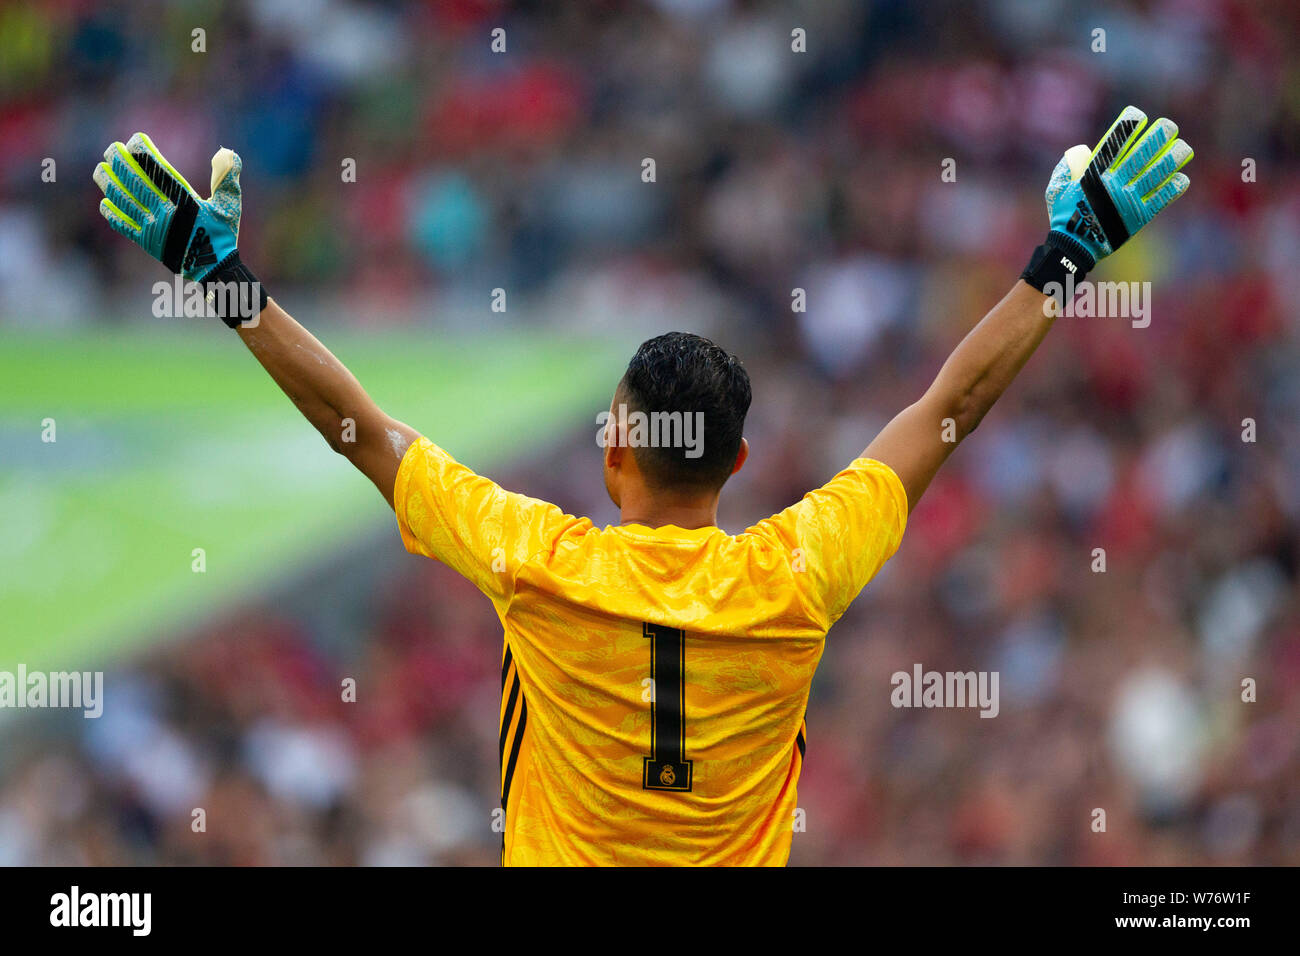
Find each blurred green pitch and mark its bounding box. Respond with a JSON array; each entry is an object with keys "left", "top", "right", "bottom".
[{"left": 0, "top": 326, "right": 623, "bottom": 671}]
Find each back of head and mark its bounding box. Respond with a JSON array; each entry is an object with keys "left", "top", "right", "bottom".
[{"left": 617, "top": 332, "right": 752, "bottom": 492}]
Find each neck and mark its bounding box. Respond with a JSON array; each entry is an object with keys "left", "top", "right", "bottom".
[{"left": 618, "top": 487, "right": 719, "bottom": 530}]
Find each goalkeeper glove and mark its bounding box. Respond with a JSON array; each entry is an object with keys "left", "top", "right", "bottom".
[
  {"left": 1022, "top": 105, "right": 1192, "bottom": 292},
  {"left": 94, "top": 133, "right": 266, "bottom": 327}
]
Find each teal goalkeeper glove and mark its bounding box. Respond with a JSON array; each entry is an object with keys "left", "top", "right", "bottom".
[
  {"left": 94, "top": 133, "right": 266, "bottom": 326},
  {"left": 1022, "top": 105, "right": 1192, "bottom": 292}
]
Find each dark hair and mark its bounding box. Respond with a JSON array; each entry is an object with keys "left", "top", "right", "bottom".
[{"left": 616, "top": 332, "right": 752, "bottom": 491}]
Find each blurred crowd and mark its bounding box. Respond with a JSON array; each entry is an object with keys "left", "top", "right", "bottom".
[{"left": 2, "top": 0, "right": 1300, "bottom": 864}]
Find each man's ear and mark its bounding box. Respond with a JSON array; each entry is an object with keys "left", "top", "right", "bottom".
[
  {"left": 605, "top": 415, "right": 625, "bottom": 471},
  {"left": 730, "top": 438, "right": 749, "bottom": 476}
]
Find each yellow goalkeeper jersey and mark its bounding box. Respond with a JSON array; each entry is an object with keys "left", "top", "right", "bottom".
[{"left": 394, "top": 436, "right": 907, "bottom": 866}]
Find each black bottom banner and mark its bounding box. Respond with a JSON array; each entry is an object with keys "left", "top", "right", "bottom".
[{"left": 0, "top": 865, "right": 1283, "bottom": 943}]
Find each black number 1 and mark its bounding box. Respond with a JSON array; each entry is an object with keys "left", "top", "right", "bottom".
[{"left": 643, "top": 623, "right": 693, "bottom": 791}]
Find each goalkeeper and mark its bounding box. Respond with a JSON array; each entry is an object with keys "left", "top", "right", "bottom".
[{"left": 94, "top": 108, "right": 1191, "bottom": 866}]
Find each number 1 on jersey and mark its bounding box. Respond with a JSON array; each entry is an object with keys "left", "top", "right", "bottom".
[{"left": 643, "top": 623, "right": 693, "bottom": 791}]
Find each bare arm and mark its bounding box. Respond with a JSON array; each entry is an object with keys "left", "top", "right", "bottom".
[
  {"left": 863, "top": 280, "right": 1053, "bottom": 512},
  {"left": 237, "top": 299, "right": 420, "bottom": 507},
  {"left": 865, "top": 106, "right": 1194, "bottom": 514},
  {"left": 89, "top": 136, "right": 421, "bottom": 507}
]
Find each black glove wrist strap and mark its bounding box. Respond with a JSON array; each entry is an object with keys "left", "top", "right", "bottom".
[
  {"left": 201, "top": 252, "right": 268, "bottom": 329},
  {"left": 1021, "top": 232, "right": 1095, "bottom": 296}
]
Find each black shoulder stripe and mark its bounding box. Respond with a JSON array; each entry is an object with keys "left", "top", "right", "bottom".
[
  {"left": 499, "top": 642, "right": 528, "bottom": 816},
  {"left": 502, "top": 695, "right": 527, "bottom": 807},
  {"left": 499, "top": 672, "right": 520, "bottom": 774}
]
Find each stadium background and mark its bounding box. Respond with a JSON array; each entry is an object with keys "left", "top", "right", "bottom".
[{"left": 2, "top": 0, "right": 1298, "bottom": 865}]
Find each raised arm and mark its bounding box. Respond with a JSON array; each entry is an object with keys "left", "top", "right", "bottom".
[
  {"left": 94, "top": 133, "right": 417, "bottom": 506},
  {"left": 865, "top": 280, "right": 1055, "bottom": 510},
  {"left": 866, "top": 105, "right": 1193, "bottom": 512},
  {"left": 235, "top": 299, "right": 419, "bottom": 506}
]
